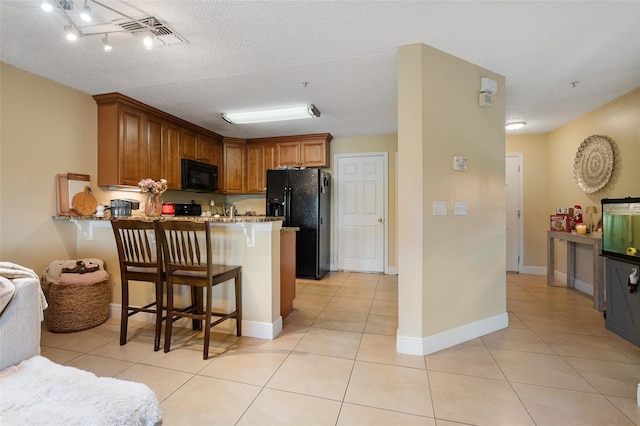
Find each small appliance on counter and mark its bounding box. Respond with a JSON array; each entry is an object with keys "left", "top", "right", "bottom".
[
  {"left": 173, "top": 201, "right": 202, "bottom": 216},
  {"left": 109, "top": 199, "right": 140, "bottom": 217},
  {"left": 161, "top": 202, "right": 175, "bottom": 216}
]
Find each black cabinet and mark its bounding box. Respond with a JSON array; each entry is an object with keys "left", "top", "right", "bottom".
[{"left": 605, "top": 257, "right": 640, "bottom": 346}]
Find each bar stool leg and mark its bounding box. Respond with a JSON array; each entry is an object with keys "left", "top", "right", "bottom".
[
  {"left": 235, "top": 272, "right": 242, "bottom": 337},
  {"left": 120, "top": 279, "right": 129, "bottom": 346},
  {"left": 164, "top": 283, "right": 174, "bottom": 353}
]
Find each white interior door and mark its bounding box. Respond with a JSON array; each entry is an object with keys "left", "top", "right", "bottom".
[
  {"left": 336, "top": 154, "right": 386, "bottom": 272},
  {"left": 506, "top": 153, "right": 523, "bottom": 272}
]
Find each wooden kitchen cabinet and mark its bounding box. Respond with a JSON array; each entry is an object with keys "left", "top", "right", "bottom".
[
  {"left": 94, "top": 93, "right": 224, "bottom": 189},
  {"left": 246, "top": 142, "right": 277, "bottom": 193},
  {"left": 300, "top": 137, "right": 331, "bottom": 167},
  {"left": 95, "top": 101, "right": 150, "bottom": 187},
  {"left": 253, "top": 133, "right": 333, "bottom": 168},
  {"left": 222, "top": 138, "right": 246, "bottom": 194},
  {"left": 277, "top": 141, "right": 301, "bottom": 167},
  {"left": 161, "top": 122, "right": 182, "bottom": 190}
]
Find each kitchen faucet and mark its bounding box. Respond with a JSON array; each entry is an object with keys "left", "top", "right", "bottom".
[{"left": 228, "top": 202, "right": 236, "bottom": 219}]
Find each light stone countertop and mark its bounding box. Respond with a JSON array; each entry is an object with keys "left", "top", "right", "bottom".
[{"left": 53, "top": 214, "right": 298, "bottom": 232}]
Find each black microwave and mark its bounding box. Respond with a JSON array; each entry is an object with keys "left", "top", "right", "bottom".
[{"left": 181, "top": 159, "right": 218, "bottom": 192}]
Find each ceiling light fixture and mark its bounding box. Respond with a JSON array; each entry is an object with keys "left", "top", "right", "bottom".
[
  {"left": 64, "top": 25, "right": 78, "bottom": 41},
  {"left": 101, "top": 34, "right": 112, "bottom": 52},
  {"left": 505, "top": 122, "right": 526, "bottom": 131},
  {"left": 221, "top": 105, "right": 321, "bottom": 124},
  {"left": 80, "top": 0, "right": 92, "bottom": 22},
  {"left": 41, "top": 0, "right": 54, "bottom": 12}
]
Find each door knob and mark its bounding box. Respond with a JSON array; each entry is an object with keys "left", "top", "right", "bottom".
[{"left": 378, "top": 218, "right": 384, "bottom": 223}]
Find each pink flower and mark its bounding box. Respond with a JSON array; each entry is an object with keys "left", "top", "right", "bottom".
[{"left": 138, "top": 178, "right": 168, "bottom": 195}]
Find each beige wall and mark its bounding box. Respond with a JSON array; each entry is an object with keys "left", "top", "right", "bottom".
[
  {"left": 397, "top": 44, "right": 506, "bottom": 351},
  {"left": 506, "top": 88, "right": 640, "bottom": 280},
  {"left": 0, "top": 63, "right": 98, "bottom": 273},
  {"left": 505, "top": 134, "right": 550, "bottom": 269}
]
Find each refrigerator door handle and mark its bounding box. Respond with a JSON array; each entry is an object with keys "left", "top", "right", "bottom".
[{"left": 285, "top": 186, "right": 291, "bottom": 226}]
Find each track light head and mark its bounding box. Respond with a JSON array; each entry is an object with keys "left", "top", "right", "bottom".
[
  {"left": 41, "top": 0, "right": 54, "bottom": 12},
  {"left": 80, "top": 3, "right": 92, "bottom": 22},
  {"left": 101, "top": 36, "right": 112, "bottom": 52},
  {"left": 64, "top": 25, "right": 77, "bottom": 41}
]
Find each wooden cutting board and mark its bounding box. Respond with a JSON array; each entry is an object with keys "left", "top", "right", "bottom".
[{"left": 72, "top": 186, "right": 98, "bottom": 216}]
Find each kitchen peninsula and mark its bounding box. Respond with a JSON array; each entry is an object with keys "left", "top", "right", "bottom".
[{"left": 56, "top": 215, "right": 291, "bottom": 340}]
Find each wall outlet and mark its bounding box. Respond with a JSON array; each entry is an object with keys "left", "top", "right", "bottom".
[{"left": 453, "top": 156, "right": 468, "bottom": 171}]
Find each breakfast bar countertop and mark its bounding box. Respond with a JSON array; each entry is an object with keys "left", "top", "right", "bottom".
[{"left": 53, "top": 215, "right": 285, "bottom": 223}]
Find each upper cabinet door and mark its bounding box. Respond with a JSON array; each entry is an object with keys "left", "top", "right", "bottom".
[
  {"left": 300, "top": 138, "right": 330, "bottom": 167},
  {"left": 246, "top": 144, "right": 265, "bottom": 194},
  {"left": 223, "top": 141, "right": 246, "bottom": 194},
  {"left": 119, "top": 107, "right": 147, "bottom": 186},
  {"left": 277, "top": 142, "right": 301, "bottom": 167}
]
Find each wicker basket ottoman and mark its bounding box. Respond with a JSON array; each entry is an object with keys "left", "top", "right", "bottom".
[{"left": 47, "top": 278, "right": 110, "bottom": 333}]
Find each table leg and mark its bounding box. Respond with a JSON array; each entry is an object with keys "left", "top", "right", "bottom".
[
  {"left": 593, "top": 247, "right": 604, "bottom": 311},
  {"left": 567, "top": 241, "right": 576, "bottom": 288},
  {"left": 547, "top": 234, "right": 555, "bottom": 286}
]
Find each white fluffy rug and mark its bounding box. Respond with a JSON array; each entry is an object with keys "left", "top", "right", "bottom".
[{"left": 0, "top": 356, "right": 162, "bottom": 426}]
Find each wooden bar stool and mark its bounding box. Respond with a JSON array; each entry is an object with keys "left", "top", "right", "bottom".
[
  {"left": 111, "top": 219, "right": 165, "bottom": 351},
  {"left": 156, "top": 220, "right": 242, "bottom": 360}
]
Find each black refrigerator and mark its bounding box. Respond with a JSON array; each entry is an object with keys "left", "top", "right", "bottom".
[{"left": 266, "top": 168, "right": 331, "bottom": 280}]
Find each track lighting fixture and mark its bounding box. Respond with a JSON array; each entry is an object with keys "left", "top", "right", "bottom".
[
  {"left": 64, "top": 25, "right": 78, "bottom": 41},
  {"left": 101, "top": 35, "right": 112, "bottom": 52},
  {"left": 41, "top": 0, "right": 185, "bottom": 52},
  {"left": 80, "top": 1, "right": 92, "bottom": 22}
]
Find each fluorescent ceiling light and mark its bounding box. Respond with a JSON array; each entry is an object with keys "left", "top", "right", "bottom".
[
  {"left": 505, "top": 121, "right": 526, "bottom": 131},
  {"left": 221, "top": 105, "right": 321, "bottom": 124}
]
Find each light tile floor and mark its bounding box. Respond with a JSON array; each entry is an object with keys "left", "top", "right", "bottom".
[{"left": 40, "top": 272, "right": 640, "bottom": 425}]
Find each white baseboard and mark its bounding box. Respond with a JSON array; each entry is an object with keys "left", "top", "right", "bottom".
[
  {"left": 385, "top": 266, "right": 398, "bottom": 275},
  {"left": 396, "top": 312, "right": 509, "bottom": 356},
  {"left": 552, "top": 272, "right": 593, "bottom": 296},
  {"left": 109, "top": 304, "right": 282, "bottom": 339},
  {"left": 521, "top": 266, "right": 546, "bottom": 275}
]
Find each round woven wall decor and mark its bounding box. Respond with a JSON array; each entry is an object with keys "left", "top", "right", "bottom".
[{"left": 573, "top": 135, "right": 615, "bottom": 193}]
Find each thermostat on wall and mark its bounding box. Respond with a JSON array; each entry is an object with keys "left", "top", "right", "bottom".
[{"left": 453, "top": 156, "right": 468, "bottom": 171}]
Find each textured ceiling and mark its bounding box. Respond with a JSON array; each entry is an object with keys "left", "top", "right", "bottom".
[{"left": 1, "top": 0, "right": 639, "bottom": 139}]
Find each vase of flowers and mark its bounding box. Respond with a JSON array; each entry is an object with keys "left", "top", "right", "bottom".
[{"left": 138, "top": 178, "right": 168, "bottom": 217}]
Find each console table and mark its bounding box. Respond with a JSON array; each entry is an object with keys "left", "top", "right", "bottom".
[{"left": 547, "top": 231, "right": 604, "bottom": 311}]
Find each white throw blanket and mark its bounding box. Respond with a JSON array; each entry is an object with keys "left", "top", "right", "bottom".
[
  {"left": 0, "top": 262, "right": 47, "bottom": 318},
  {"left": 0, "top": 356, "right": 162, "bottom": 426}
]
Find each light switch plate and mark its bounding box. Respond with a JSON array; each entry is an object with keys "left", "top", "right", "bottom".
[
  {"left": 433, "top": 201, "right": 447, "bottom": 216},
  {"left": 454, "top": 201, "right": 468, "bottom": 216},
  {"left": 453, "top": 156, "right": 468, "bottom": 171}
]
